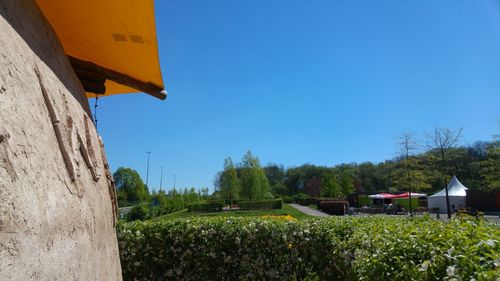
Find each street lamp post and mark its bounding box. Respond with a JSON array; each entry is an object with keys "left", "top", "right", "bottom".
[
  {"left": 160, "top": 166, "right": 163, "bottom": 192},
  {"left": 145, "top": 151, "right": 151, "bottom": 189}
]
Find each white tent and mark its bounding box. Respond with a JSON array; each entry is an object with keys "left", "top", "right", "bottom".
[{"left": 428, "top": 176, "right": 468, "bottom": 214}]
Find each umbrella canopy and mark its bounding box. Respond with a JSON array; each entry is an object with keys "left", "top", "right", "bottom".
[
  {"left": 368, "top": 192, "right": 427, "bottom": 199},
  {"left": 36, "top": 0, "right": 165, "bottom": 99},
  {"left": 394, "top": 192, "right": 427, "bottom": 198},
  {"left": 368, "top": 193, "right": 400, "bottom": 199}
]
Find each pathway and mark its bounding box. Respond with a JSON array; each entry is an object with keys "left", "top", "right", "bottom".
[{"left": 288, "top": 204, "right": 330, "bottom": 217}]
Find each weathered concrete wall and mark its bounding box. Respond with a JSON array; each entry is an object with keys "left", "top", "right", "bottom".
[{"left": 0, "top": 1, "right": 122, "bottom": 280}]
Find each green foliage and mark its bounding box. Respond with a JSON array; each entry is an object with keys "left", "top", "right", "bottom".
[
  {"left": 155, "top": 204, "right": 311, "bottom": 221},
  {"left": 187, "top": 202, "right": 224, "bottom": 212},
  {"left": 259, "top": 138, "right": 498, "bottom": 198},
  {"left": 281, "top": 195, "right": 294, "bottom": 203},
  {"left": 151, "top": 188, "right": 203, "bottom": 217},
  {"left": 270, "top": 183, "right": 288, "bottom": 196},
  {"left": 117, "top": 216, "right": 500, "bottom": 281},
  {"left": 339, "top": 169, "right": 355, "bottom": 195},
  {"left": 295, "top": 196, "right": 317, "bottom": 206},
  {"left": 320, "top": 171, "right": 341, "bottom": 198},
  {"left": 478, "top": 141, "right": 500, "bottom": 191},
  {"left": 239, "top": 199, "right": 283, "bottom": 210},
  {"left": 239, "top": 151, "right": 270, "bottom": 201},
  {"left": 216, "top": 157, "right": 241, "bottom": 201},
  {"left": 122, "top": 187, "right": 206, "bottom": 221},
  {"left": 127, "top": 203, "right": 150, "bottom": 221},
  {"left": 264, "top": 163, "right": 285, "bottom": 186},
  {"left": 263, "top": 191, "right": 274, "bottom": 199},
  {"left": 357, "top": 195, "right": 371, "bottom": 207},
  {"left": 391, "top": 157, "right": 432, "bottom": 192},
  {"left": 114, "top": 167, "right": 150, "bottom": 204}
]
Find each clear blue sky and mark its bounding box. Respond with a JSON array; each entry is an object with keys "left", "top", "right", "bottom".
[{"left": 96, "top": 0, "right": 500, "bottom": 192}]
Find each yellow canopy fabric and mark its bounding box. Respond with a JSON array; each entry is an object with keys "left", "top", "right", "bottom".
[{"left": 35, "top": 0, "right": 165, "bottom": 99}]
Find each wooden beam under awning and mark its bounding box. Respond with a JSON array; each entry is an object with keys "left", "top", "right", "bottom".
[{"left": 69, "top": 56, "right": 167, "bottom": 100}]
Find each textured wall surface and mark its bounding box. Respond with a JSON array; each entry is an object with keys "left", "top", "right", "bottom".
[{"left": 0, "top": 1, "right": 122, "bottom": 280}]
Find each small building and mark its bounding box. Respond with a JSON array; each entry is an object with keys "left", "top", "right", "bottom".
[
  {"left": 466, "top": 189, "right": 500, "bottom": 213},
  {"left": 428, "top": 176, "right": 467, "bottom": 214}
]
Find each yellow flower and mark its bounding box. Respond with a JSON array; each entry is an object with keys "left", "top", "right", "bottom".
[{"left": 261, "top": 214, "right": 297, "bottom": 221}]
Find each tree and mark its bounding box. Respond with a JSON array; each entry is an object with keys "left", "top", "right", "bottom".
[
  {"left": 426, "top": 127, "right": 462, "bottom": 218},
  {"left": 264, "top": 164, "right": 285, "bottom": 186},
  {"left": 239, "top": 151, "right": 270, "bottom": 200},
  {"left": 304, "top": 177, "right": 321, "bottom": 197},
  {"left": 478, "top": 136, "right": 500, "bottom": 191},
  {"left": 220, "top": 157, "right": 241, "bottom": 206},
  {"left": 339, "top": 169, "right": 355, "bottom": 195},
  {"left": 113, "top": 167, "right": 150, "bottom": 204},
  {"left": 390, "top": 158, "right": 431, "bottom": 193},
  {"left": 320, "top": 171, "right": 341, "bottom": 198},
  {"left": 271, "top": 183, "right": 288, "bottom": 196},
  {"left": 356, "top": 162, "right": 377, "bottom": 191},
  {"left": 200, "top": 187, "right": 210, "bottom": 198},
  {"left": 396, "top": 132, "right": 419, "bottom": 215}
]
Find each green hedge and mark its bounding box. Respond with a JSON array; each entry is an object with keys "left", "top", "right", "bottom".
[
  {"left": 318, "top": 200, "right": 349, "bottom": 215},
  {"left": 295, "top": 197, "right": 317, "bottom": 206},
  {"left": 239, "top": 199, "right": 283, "bottom": 210},
  {"left": 187, "top": 202, "right": 224, "bottom": 213},
  {"left": 117, "top": 216, "right": 500, "bottom": 281},
  {"left": 296, "top": 197, "right": 343, "bottom": 206}
]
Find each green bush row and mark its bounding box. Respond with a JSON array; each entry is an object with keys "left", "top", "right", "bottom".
[
  {"left": 238, "top": 199, "right": 283, "bottom": 210},
  {"left": 318, "top": 200, "right": 349, "bottom": 215},
  {"left": 295, "top": 197, "right": 317, "bottom": 206},
  {"left": 295, "top": 197, "right": 344, "bottom": 206},
  {"left": 117, "top": 216, "right": 500, "bottom": 281},
  {"left": 187, "top": 202, "right": 224, "bottom": 213}
]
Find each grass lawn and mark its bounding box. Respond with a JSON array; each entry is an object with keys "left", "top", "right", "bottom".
[
  {"left": 307, "top": 204, "right": 318, "bottom": 210},
  {"left": 154, "top": 204, "right": 312, "bottom": 221}
]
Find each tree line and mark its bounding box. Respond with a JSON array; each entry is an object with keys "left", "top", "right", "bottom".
[
  {"left": 114, "top": 167, "right": 211, "bottom": 220},
  {"left": 114, "top": 127, "right": 498, "bottom": 219},
  {"left": 214, "top": 129, "right": 499, "bottom": 201}
]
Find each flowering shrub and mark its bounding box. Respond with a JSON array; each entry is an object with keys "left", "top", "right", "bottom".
[
  {"left": 117, "top": 216, "right": 500, "bottom": 281},
  {"left": 261, "top": 214, "right": 297, "bottom": 221}
]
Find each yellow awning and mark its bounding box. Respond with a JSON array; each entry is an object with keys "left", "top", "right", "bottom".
[{"left": 35, "top": 0, "right": 166, "bottom": 100}]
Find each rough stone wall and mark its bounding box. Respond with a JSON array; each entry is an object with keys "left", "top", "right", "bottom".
[{"left": 0, "top": 1, "right": 122, "bottom": 280}]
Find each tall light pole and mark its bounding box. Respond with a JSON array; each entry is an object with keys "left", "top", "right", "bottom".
[
  {"left": 145, "top": 151, "right": 151, "bottom": 189},
  {"left": 173, "top": 174, "right": 176, "bottom": 189},
  {"left": 159, "top": 166, "right": 163, "bottom": 192}
]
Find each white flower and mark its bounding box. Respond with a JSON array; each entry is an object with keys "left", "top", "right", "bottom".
[
  {"left": 446, "top": 265, "right": 456, "bottom": 277},
  {"left": 484, "top": 239, "right": 497, "bottom": 247},
  {"left": 419, "top": 261, "right": 429, "bottom": 272}
]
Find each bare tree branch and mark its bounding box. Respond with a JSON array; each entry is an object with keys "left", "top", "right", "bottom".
[{"left": 425, "top": 127, "right": 463, "bottom": 219}]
